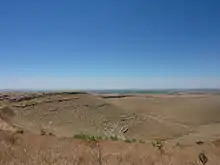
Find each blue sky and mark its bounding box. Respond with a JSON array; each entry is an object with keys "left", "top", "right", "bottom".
[{"left": 0, "top": 0, "right": 220, "bottom": 89}]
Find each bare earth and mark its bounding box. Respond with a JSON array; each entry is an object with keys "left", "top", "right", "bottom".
[{"left": 0, "top": 91, "right": 220, "bottom": 164}]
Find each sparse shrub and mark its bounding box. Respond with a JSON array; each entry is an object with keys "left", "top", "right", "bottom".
[
  {"left": 110, "top": 135, "right": 119, "bottom": 141},
  {"left": 152, "top": 140, "right": 164, "bottom": 155},
  {"left": 124, "top": 138, "right": 137, "bottom": 143},
  {"left": 40, "top": 129, "right": 46, "bottom": 136},
  {"left": 93, "top": 144, "right": 104, "bottom": 165},
  {"left": 88, "top": 135, "right": 102, "bottom": 142},
  {"left": 198, "top": 151, "right": 208, "bottom": 165},
  {"left": 139, "top": 139, "right": 145, "bottom": 143},
  {"left": 73, "top": 134, "right": 102, "bottom": 142},
  {"left": 124, "top": 139, "right": 132, "bottom": 143},
  {"left": 74, "top": 133, "right": 87, "bottom": 140}
]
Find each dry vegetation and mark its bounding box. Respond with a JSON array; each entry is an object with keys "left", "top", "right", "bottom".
[
  {"left": 1, "top": 130, "right": 220, "bottom": 165},
  {"left": 0, "top": 91, "right": 220, "bottom": 164}
]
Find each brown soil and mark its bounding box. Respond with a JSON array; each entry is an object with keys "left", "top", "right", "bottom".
[{"left": 0, "top": 92, "right": 220, "bottom": 164}]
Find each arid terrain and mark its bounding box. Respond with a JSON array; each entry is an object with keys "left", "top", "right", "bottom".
[{"left": 1, "top": 91, "right": 220, "bottom": 164}]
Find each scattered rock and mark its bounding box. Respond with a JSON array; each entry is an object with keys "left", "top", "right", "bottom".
[
  {"left": 196, "top": 140, "right": 204, "bottom": 145},
  {"left": 50, "top": 108, "right": 58, "bottom": 112},
  {"left": 15, "top": 129, "right": 24, "bottom": 134},
  {"left": 48, "top": 132, "right": 55, "bottom": 136},
  {"left": 40, "top": 129, "right": 46, "bottom": 136},
  {"left": 122, "top": 128, "right": 129, "bottom": 133},
  {"left": 97, "top": 104, "right": 107, "bottom": 108}
]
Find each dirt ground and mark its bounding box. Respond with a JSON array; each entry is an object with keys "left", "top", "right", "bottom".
[
  {"left": 0, "top": 92, "right": 220, "bottom": 164},
  {"left": 105, "top": 94, "right": 220, "bottom": 142}
]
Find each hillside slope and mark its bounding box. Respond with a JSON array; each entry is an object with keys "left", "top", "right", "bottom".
[
  {"left": 0, "top": 92, "right": 189, "bottom": 140},
  {"left": 7, "top": 93, "right": 129, "bottom": 137}
]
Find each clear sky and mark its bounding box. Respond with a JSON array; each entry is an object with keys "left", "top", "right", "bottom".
[{"left": 0, "top": 0, "right": 220, "bottom": 89}]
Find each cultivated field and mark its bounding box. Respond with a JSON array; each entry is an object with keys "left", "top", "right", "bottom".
[{"left": 0, "top": 91, "right": 220, "bottom": 164}]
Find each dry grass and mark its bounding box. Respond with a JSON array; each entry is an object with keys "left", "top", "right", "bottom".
[
  {"left": 1, "top": 92, "right": 220, "bottom": 164},
  {"left": 0, "top": 131, "right": 220, "bottom": 165}
]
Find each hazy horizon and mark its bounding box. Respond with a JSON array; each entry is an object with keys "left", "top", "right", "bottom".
[{"left": 1, "top": 77, "right": 220, "bottom": 90}]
